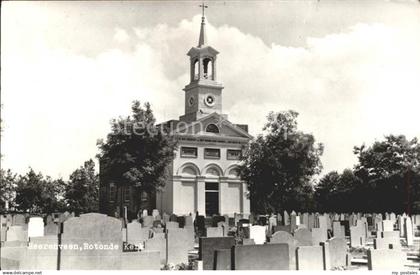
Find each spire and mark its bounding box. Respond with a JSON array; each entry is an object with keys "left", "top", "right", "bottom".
[{"left": 198, "top": 3, "right": 208, "bottom": 48}]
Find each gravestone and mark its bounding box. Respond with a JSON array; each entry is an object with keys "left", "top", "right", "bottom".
[
  {"left": 268, "top": 215, "right": 277, "bottom": 231},
  {"left": 318, "top": 215, "right": 328, "bottom": 230},
  {"left": 144, "top": 235, "right": 166, "bottom": 264},
  {"left": 207, "top": 227, "right": 223, "bottom": 238},
  {"left": 277, "top": 213, "right": 283, "bottom": 225},
  {"left": 284, "top": 211, "right": 290, "bottom": 225},
  {"left": 373, "top": 236, "right": 401, "bottom": 250},
  {"left": 6, "top": 226, "right": 27, "bottom": 242},
  {"left": 199, "top": 237, "right": 235, "bottom": 270},
  {"left": 405, "top": 216, "right": 414, "bottom": 246},
  {"left": 152, "top": 209, "right": 159, "bottom": 219},
  {"left": 322, "top": 237, "right": 347, "bottom": 270},
  {"left": 217, "top": 221, "right": 229, "bottom": 236},
  {"left": 270, "top": 231, "right": 299, "bottom": 270},
  {"left": 44, "top": 223, "right": 59, "bottom": 235},
  {"left": 60, "top": 213, "right": 123, "bottom": 270},
  {"left": 21, "top": 235, "right": 58, "bottom": 270},
  {"left": 302, "top": 213, "right": 309, "bottom": 229},
  {"left": 166, "top": 228, "right": 190, "bottom": 265},
  {"left": 28, "top": 217, "right": 44, "bottom": 238},
  {"left": 232, "top": 243, "right": 290, "bottom": 270},
  {"left": 250, "top": 225, "right": 266, "bottom": 244},
  {"left": 296, "top": 246, "right": 324, "bottom": 270},
  {"left": 214, "top": 249, "right": 232, "bottom": 270},
  {"left": 381, "top": 230, "right": 400, "bottom": 245},
  {"left": 333, "top": 221, "right": 344, "bottom": 238},
  {"left": 382, "top": 220, "right": 393, "bottom": 232},
  {"left": 294, "top": 228, "right": 312, "bottom": 246},
  {"left": 367, "top": 249, "right": 405, "bottom": 270},
  {"left": 308, "top": 214, "right": 315, "bottom": 230},
  {"left": 350, "top": 225, "right": 365, "bottom": 247},
  {"left": 311, "top": 227, "right": 328, "bottom": 246},
  {"left": 290, "top": 211, "right": 297, "bottom": 232},
  {"left": 127, "top": 220, "right": 150, "bottom": 244},
  {"left": 13, "top": 214, "right": 25, "bottom": 226},
  {"left": 185, "top": 216, "right": 193, "bottom": 227},
  {"left": 166, "top": 221, "right": 179, "bottom": 229}
]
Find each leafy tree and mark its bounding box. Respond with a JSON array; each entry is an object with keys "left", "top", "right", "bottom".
[
  {"left": 314, "top": 169, "right": 361, "bottom": 213},
  {"left": 97, "top": 101, "right": 176, "bottom": 215},
  {"left": 65, "top": 159, "right": 99, "bottom": 215},
  {"left": 15, "top": 168, "right": 65, "bottom": 214},
  {"left": 353, "top": 135, "right": 420, "bottom": 214},
  {"left": 239, "top": 110, "right": 324, "bottom": 213},
  {"left": 0, "top": 169, "right": 17, "bottom": 212},
  {"left": 314, "top": 171, "right": 340, "bottom": 212}
]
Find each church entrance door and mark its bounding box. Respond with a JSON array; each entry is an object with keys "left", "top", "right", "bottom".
[{"left": 205, "top": 182, "right": 219, "bottom": 216}]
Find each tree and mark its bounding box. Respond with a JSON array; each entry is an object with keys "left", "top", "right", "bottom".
[
  {"left": 314, "top": 169, "right": 361, "bottom": 213},
  {"left": 15, "top": 168, "right": 65, "bottom": 214},
  {"left": 314, "top": 171, "right": 340, "bottom": 212},
  {"left": 65, "top": 159, "right": 99, "bottom": 215},
  {"left": 239, "top": 110, "right": 324, "bottom": 213},
  {"left": 353, "top": 135, "right": 420, "bottom": 214},
  {"left": 97, "top": 101, "right": 176, "bottom": 215},
  {"left": 0, "top": 169, "right": 17, "bottom": 212}
]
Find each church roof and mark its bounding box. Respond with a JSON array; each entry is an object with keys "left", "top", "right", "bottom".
[{"left": 169, "top": 112, "right": 253, "bottom": 140}]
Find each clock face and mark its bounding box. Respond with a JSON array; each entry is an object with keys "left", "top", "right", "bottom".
[
  {"left": 205, "top": 95, "right": 215, "bottom": 107},
  {"left": 188, "top": 96, "right": 194, "bottom": 106}
]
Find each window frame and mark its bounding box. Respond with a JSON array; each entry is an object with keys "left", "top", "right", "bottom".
[
  {"left": 227, "top": 149, "right": 242, "bottom": 160},
  {"left": 204, "top": 148, "right": 221, "bottom": 159},
  {"left": 180, "top": 146, "right": 198, "bottom": 158}
]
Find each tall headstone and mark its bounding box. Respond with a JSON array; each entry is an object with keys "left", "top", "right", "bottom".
[
  {"left": 28, "top": 217, "right": 44, "bottom": 238},
  {"left": 311, "top": 227, "right": 328, "bottom": 246},
  {"left": 270, "top": 231, "right": 299, "bottom": 270},
  {"left": 296, "top": 246, "right": 324, "bottom": 271},
  {"left": 322, "top": 237, "right": 347, "bottom": 270},
  {"left": 284, "top": 211, "right": 290, "bottom": 226},
  {"left": 405, "top": 216, "right": 414, "bottom": 246},
  {"left": 290, "top": 211, "right": 297, "bottom": 232},
  {"left": 250, "top": 225, "right": 266, "bottom": 245}
]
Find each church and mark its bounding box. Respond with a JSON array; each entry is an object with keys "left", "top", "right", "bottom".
[
  {"left": 157, "top": 14, "right": 252, "bottom": 217},
  {"left": 100, "top": 12, "right": 252, "bottom": 217}
]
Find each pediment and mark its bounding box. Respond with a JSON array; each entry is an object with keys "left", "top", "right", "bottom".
[{"left": 172, "top": 113, "right": 252, "bottom": 140}]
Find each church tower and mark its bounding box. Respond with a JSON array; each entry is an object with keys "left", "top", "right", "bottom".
[{"left": 180, "top": 9, "right": 224, "bottom": 122}]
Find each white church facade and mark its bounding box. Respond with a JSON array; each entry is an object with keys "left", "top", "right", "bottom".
[{"left": 156, "top": 14, "right": 252, "bottom": 217}]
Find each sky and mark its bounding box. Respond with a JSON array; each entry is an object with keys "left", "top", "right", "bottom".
[{"left": 1, "top": 0, "right": 420, "bottom": 180}]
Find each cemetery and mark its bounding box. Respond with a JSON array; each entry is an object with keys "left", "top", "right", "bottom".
[{"left": 1, "top": 211, "right": 420, "bottom": 270}]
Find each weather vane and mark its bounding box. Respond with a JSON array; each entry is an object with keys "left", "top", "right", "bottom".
[{"left": 199, "top": 2, "right": 208, "bottom": 17}]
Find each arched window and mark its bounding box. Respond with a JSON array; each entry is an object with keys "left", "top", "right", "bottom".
[
  {"left": 193, "top": 59, "right": 199, "bottom": 80},
  {"left": 206, "top": 123, "right": 219, "bottom": 133},
  {"left": 203, "top": 57, "right": 213, "bottom": 79}
]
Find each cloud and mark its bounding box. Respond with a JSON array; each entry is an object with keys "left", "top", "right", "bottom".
[{"left": 1, "top": 14, "right": 419, "bottom": 179}]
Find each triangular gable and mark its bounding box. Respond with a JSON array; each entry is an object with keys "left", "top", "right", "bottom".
[{"left": 172, "top": 112, "right": 253, "bottom": 139}]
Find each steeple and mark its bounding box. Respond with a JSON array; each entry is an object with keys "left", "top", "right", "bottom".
[
  {"left": 198, "top": 15, "right": 207, "bottom": 47},
  {"left": 180, "top": 3, "right": 225, "bottom": 123}
]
